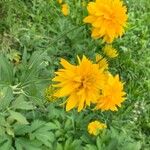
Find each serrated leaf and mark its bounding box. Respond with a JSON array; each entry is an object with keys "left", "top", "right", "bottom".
[
  {"left": 20, "top": 51, "right": 49, "bottom": 84},
  {"left": 30, "top": 124, "right": 55, "bottom": 147},
  {"left": 0, "top": 136, "right": 12, "bottom": 150},
  {"left": 0, "top": 87, "right": 13, "bottom": 111},
  {"left": 35, "top": 132, "right": 54, "bottom": 147},
  {"left": 64, "top": 119, "right": 72, "bottom": 130},
  {"left": 71, "top": 140, "right": 82, "bottom": 149},
  {"left": 46, "top": 122, "right": 59, "bottom": 130},
  {"left": 9, "top": 110, "right": 29, "bottom": 124},
  {"left": 15, "top": 138, "right": 41, "bottom": 150},
  {"left": 12, "top": 95, "right": 35, "bottom": 110},
  {"left": 14, "top": 124, "right": 30, "bottom": 136},
  {"left": 0, "top": 54, "right": 13, "bottom": 84},
  {"left": 30, "top": 120, "right": 46, "bottom": 132}
]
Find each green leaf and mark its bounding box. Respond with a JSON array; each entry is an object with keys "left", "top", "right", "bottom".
[
  {"left": 30, "top": 124, "right": 55, "bottom": 147},
  {"left": 121, "top": 142, "right": 141, "bottom": 150},
  {"left": 14, "top": 124, "right": 30, "bottom": 136},
  {"left": 63, "top": 138, "right": 82, "bottom": 150},
  {"left": 15, "top": 138, "right": 41, "bottom": 150},
  {"left": 0, "top": 126, "right": 5, "bottom": 136},
  {"left": 12, "top": 95, "right": 35, "bottom": 110},
  {"left": 71, "top": 140, "right": 82, "bottom": 149},
  {"left": 0, "top": 54, "right": 13, "bottom": 84},
  {"left": 106, "top": 138, "right": 118, "bottom": 150},
  {"left": 0, "top": 115, "right": 7, "bottom": 126},
  {"left": 56, "top": 143, "right": 63, "bottom": 150},
  {"left": 30, "top": 120, "right": 46, "bottom": 132},
  {"left": 35, "top": 132, "right": 54, "bottom": 147},
  {"left": 6, "top": 127, "right": 14, "bottom": 137},
  {"left": 9, "top": 110, "right": 29, "bottom": 124},
  {"left": 0, "top": 136, "right": 12, "bottom": 150},
  {"left": 46, "top": 122, "right": 60, "bottom": 130},
  {"left": 64, "top": 138, "right": 72, "bottom": 150},
  {"left": 84, "top": 145, "right": 98, "bottom": 150},
  {"left": 96, "top": 137, "right": 102, "bottom": 150},
  {"left": 20, "top": 51, "right": 50, "bottom": 85},
  {"left": 0, "top": 87, "right": 13, "bottom": 111}
]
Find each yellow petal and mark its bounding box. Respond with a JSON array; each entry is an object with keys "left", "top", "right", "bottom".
[
  {"left": 60, "top": 58, "right": 75, "bottom": 69},
  {"left": 66, "top": 94, "right": 77, "bottom": 111}
]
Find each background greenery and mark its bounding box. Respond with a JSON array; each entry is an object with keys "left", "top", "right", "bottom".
[{"left": 0, "top": 0, "right": 149, "bottom": 149}]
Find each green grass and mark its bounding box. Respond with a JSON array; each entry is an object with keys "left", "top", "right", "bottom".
[{"left": 0, "top": 0, "right": 150, "bottom": 149}]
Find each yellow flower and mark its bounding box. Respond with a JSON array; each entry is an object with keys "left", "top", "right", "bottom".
[
  {"left": 88, "top": 120, "right": 107, "bottom": 136},
  {"left": 61, "top": 3, "right": 69, "bottom": 16},
  {"left": 82, "top": 1, "right": 86, "bottom": 7},
  {"left": 96, "top": 73, "right": 126, "bottom": 111},
  {"left": 96, "top": 54, "right": 108, "bottom": 71},
  {"left": 53, "top": 56, "right": 105, "bottom": 112},
  {"left": 103, "top": 45, "right": 118, "bottom": 58},
  {"left": 83, "top": 0, "right": 128, "bottom": 43},
  {"left": 58, "top": 0, "right": 63, "bottom": 4},
  {"left": 45, "top": 86, "right": 57, "bottom": 102},
  {"left": 8, "top": 50, "right": 21, "bottom": 64}
]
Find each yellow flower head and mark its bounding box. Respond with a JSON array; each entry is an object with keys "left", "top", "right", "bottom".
[
  {"left": 61, "top": 3, "right": 69, "bottom": 16},
  {"left": 83, "top": 0, "right": 128, "bottom": 43},
  {"left": 58, "top": 0, "right": 63, "bottom": 4},
  {"left": 103, "top": 45, "right": 118, "bottom": 58},
  {"left": 96, "top": 54, "right": 108, "bottom": 71},
  {"left": 96, "top": 73, "right": 126, "bottom": 111},
  {"left": 53, "top": 56, "right": 105, "bottom": 112},
  {"left": 88, "top": 120, "right": 107, "bottom": 136},
  {"left": 45, "top": 86, "right": 57, "bottom": 102}
]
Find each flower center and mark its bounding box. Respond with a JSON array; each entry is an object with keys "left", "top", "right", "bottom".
[
  {"left": 103, "top": 10, "right": 116, "bottom": 22},
  {"left": 78, "top": 75, "right": 94, "bottom": 90}
]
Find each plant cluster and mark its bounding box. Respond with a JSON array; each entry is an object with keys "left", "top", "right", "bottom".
[{"left": 0, "top": 0, "right": 149, "bottom": 149}]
